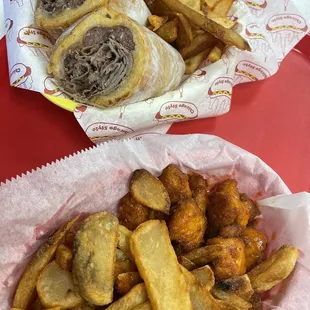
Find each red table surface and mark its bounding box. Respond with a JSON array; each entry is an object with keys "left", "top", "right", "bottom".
[{"left": 0, "top": 38, "right": 309, "bottom": 193}]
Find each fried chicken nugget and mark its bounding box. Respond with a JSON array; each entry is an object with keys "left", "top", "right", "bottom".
[
  {"left": 188, "top": 172, "right": 209, "bottom": 214},
  {"left": 159, "top": 165, "right": 192, "bottom": 204},
  {"left": 208, "top": 179, "right": 249, "bottom": 237},
  {"left": 241, "top": 227, "right": 268, "bottom": 271},
  {"left": 207, "top": 237, "right": 246, "bottom": 280},
  {"left": 247, "top": 245, "right": 298, "bottom": 293},
  {"left": 119, "top": 194, "right": 150, "bottom": 230},
  {"left": 72, "top": 212, "right": 119, "bottom": 305},
  {"left": 169, "top": 198, "right": 207, "bottom": 252},
  {"left": 240, "top": 194, "right": 261, "bottom": 223}
]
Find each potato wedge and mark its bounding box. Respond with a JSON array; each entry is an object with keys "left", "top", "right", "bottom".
[
  {"left": 185, "top": 49, "right": 211, "bottom": 74},
  {"left": 191, "top": 265, "right": 215, "bottom": 290},
  {"left": 156, "top": 18, "right": 179, "bottom": 43},
  {"left": 180, "top": 32, "right": 217, "bottom": 59},
  {"left": 211, "top": 287, "right": 252, "bottom": 309},
  {"left": 106, "top": 283, "right": 148, "bottom": 310},
  {"left": 29, "top": 297, "right": 44, "bottom": 310},
  {"left": 56, "top": 244, "right": 72, "bottom": 271},
  {"left": 172, "top": 13, "right": 193, "bottom": 49},
  {"left": 202, "top": 0, "right": 220, "bottom": 10},
  {"left": 118, "top": 225, "right": 134, "bottom": 260},
  {"left": 132, "top": 301, "right": 152, "bottom": 310},
  {"left": 37, "top": 261, "right": 82, "bottom": 308},
  {"left": 181, "top": 266, "right": 220, "bottom": 309},
  {"left": 116, "top": 272, "right": 143, "bottom": 295},
  {"left": 148, "top": 0, "right": 172, "bottom": 15},
  {"left": 130, "top": 220, "right": 192, "bottom": 310},
  {"left": 178, "top": 256, "right": 196, "bottom": 271},
  {"left": 181, "top": 244, "right": 225, "bottom": 266},
  {"left": 161, "top": 0, "right": 251, "bottom": 50},
  {"left": 13, "top": 217, "right": 79, "bottom": 309},
  {"left": 207, "top": 11, "right": 236, "bottom": 29},
  {"left": 130, "top": 170, "right": 171, "bottom": 214},
  {"left": 70, "top": 301, "right": 97, "bottom": 310},
  {"left": 208, "top": 42, "right": 225, "bottom": 63},
  {"left": 72, "top": 212, "right": 119, "bottom": 305},
  {"left": 212, "top": 0, "right": 234, "bottom": 17},
  {"left": 116, "top": 248, "right": 130, "bottom": 262},
  {"left": 148, "top": 15, "right": 169, "bottom": 31},
  {"left": 247, "top": 245, "right": 298, "bottom": 293},
  {"left": 216, "top": 275, "right": 254, "bottom": 301}
]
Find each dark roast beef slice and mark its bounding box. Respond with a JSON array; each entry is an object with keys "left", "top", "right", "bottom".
[
  {"left": 41, "top": 0, "right": 85, "bottom": 14},
  {"left": 61, "top": 26, "right": 135, "bottom": 100}
]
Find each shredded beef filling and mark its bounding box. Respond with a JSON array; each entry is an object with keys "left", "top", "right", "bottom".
[
  {"left": 41, "top": 0, "right": 85, "bottom": 14},
  {"left": 62, "top": 26, "right": 135, "bottom": 100}
]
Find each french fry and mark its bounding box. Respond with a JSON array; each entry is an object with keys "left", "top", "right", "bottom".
[
  {"left": 181, "top": 244, "right": 225, "bottom": 266},
  {"left": 181, "top": 266, "right": 220, "bottom": 309},
  {"left": 106, "top": 284, "right": 148, "bottom": 310},
  {"left": 211, "top": 287, "right": 252, "bottom": 309},
  {"left": 207, "top": 11, "right": 236, "bottom": 29},
  {"left": 161, "top": 0, "right": 251, "bottom": 50},
  {"left": 171, "top": 13, "right": 193, "bottom": 49},
  {"left": 132, "top": 301, "right": 153, "bottom": 310},
  {"left": 55, "top": 244, "right": 72, "bottom": 271},
  {"left": 115, "top": 260, "right": 138, "bottom": 279},
  {"left": 202, "top": 0, "right": 220, "bottom": 10},
  {"left": 180, "top": 32, "right": 217, "bottom": 59},
  {"left": 13, "top": 217, "right": 79, "bottom": 309},
  {"left": 148, "top": 15, "right": 169, "bottom": 31},
  {"left": 37, "top": 261, "right": 82, "bottom": 308},
  {"left": 247, "top": 245, "right": 298, "bottom": 293},
  {"left": 207, "top": 42, "right": 225, "bottom": 63},
  {"left": 130, "top": 220, "right": 192, "bottom": 310},
  {"left": 191, "top": 265, "right": 215, "bottom": 290},
  {"left": 130, "top": 170, "right": 171, "bottom": 214},
  {"left": 212, "top": 0, "right": 234, "bottom": 17},
  {"left": 185, "top": 49, "right": 211, "bottom": 74},
  {"left": 216, "top": 275, "right": 254, "bottom": 301},
  {"left": 118, "top": 225, "right": 134, "bottom": 261},
  {"left": 148, "top": 0, "right": 172, "bottom": 15},
  {"left": 178, "top": 256, "right": 196, "bottom": 271},
  {"left": 116, "top": 248, "right": 130, "bottom": 261},
  {"left": 155, "top": 18, "right": 179, "bottom": 43},
  {"left": 116, "top": 272, "right": 143, "bottom": 295},
  {"left": 72, "top": 212, "right": 119, "bottom": 305},
  {"left": 179, "top": 0, "right": 201, "bottom": 12}
]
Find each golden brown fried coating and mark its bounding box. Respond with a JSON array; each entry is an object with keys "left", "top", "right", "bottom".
[
  {"left": 188, "top": 172, "right": 209, "bottom": 214},
  {"left": 178, "top": 256, "right": 196, "bottom": 271},
  {"left": 240, "top": 193, "right": 261, "bottom": 223},
  {"left": 119, "top": 194, "right": 150, "bottom": 230},
  {"left": 249, "top": 292, "right": 262, "bottom": 310},
  {"left": 159, "top": 164, "right": 192, "bottom": 204},
  {"left": 219, "top": 225, "right": 244, "bottom": 238},
  {"left": 247, "top": 245, "right": 298, "bottom": 293},
  {"left": 169, "top": 198, "right": 207, "bottom": 252},
  {"left": 208, "top": 179, "right": 249, "bottom": 237},
  {"left": 148, "top": 209, "right": 169, "bottom": 222},
  {"left": 216, "top": 275, "right": 254, "bottom": 301},
  {"left": 207, "top": 237, "right": 246, "bottom": 280},
  {"left": 116, "top": 272, "right": 143, "bottom": 295},
  {"left": 241, "top": 227, "right": 268, "bottom": 271}
]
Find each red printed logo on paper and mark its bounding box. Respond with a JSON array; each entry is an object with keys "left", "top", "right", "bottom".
[
  {"left": 86, "top": 122, "right": 134, "bottom": 141},
  {"left": 208, "top": 77, "right": 233, "bottom": 100},
  {"left": 17, "top": 26, "right": 55, "bottom": 58},
  {"left": 266, "top": 14, "right": 308, "bottom": 34},
  {"left": 74, "top": 105, "right": 88, "bottom": 119},
  {"left": 9, "top": 63, "right": 33, "bottom": 89},
  {"left": 246, "top": 23, "right": 266, "bottom": 40},
  {"left": 235, "top": 61, "right": 270, "bottom": 83},
  {"left": 43, "top": 77, "right": 63, "bottom": 96},
  {"left": 244, "top": 0, "right": 267, "bottom": 17},
  {"left": 5, "top": 18, "right": 13, "bottom": 41},
  {"left": 188, "top": 69, "right": 207, "bottom": 82},
  {"left": 154, "top": 101, "right": 198, "bottom": 122}
]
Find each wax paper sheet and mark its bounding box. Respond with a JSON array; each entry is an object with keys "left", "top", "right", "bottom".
[
  {"left": 3, "top": 0, "right": 310, "bottom": 142},
  {"left": 0, "top": 134, "right": 309, "bottom": 309}
]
